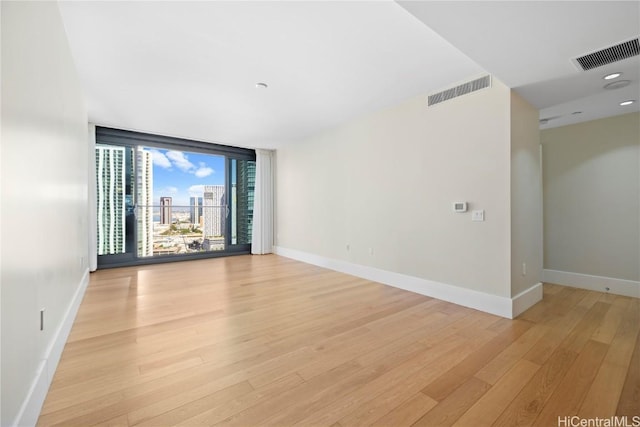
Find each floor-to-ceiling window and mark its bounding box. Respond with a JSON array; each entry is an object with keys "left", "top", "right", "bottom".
[{"left": 95, "top": 127, "right": 255, "bottom": 268}]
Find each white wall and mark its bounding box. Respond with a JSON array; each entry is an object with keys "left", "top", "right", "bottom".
[
  {"left": 510, "top": 91, "right": 543, "bottom": 296},
  {"left": 1, "top": 2, "right": 89, "bottom": 426},
  {"left": 277, "top": 79, "right": 515, "bottom": 298},
  {"left": 542, "top": 113, "right": 640, "bottom": 284}
]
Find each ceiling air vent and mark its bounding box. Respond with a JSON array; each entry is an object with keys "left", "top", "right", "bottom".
[
  {"left": 574, "top": 38, "right": 639, "bottom": 71},
  {"left": 428, "top": 75, "right": 491, "bottom": 107}
]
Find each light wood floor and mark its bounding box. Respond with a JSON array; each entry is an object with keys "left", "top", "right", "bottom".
[{"left": 38, "top": 255, "right": 639, "bottom": 426}]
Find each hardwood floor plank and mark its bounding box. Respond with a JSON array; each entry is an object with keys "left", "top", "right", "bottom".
[
  {"left": 518, "top": 286, "right": 581, "bottom": 323},
  {"left": 486, "top": 317, "right": 520, "bottom": 334},
  {"left": 354, "top": 310, "right": 462, "bottom": 368},
  {"left": 291, "top": 320, "right": 470, "bottom": 426},
  {"left": 259, "top": 361, "right": 394, "bottom": 425},
  {"left": 39, "top": 365, "right": 252, "bottom": 426},
  {"left": 295, "top": 301, "right": 449, "bottom": 382},
  {"left": 522, "top": 298, "right": 595, "bottom": 366},
  {"left": 579, "top": 360, "right": 633, "bottom": 419},
  {"left": 212, "top": 361, "right": 363, "bottom": 426},
  {"left": 35, "top": 256, "right": 639, "bottom": 426},
  {"left": 335, "top": 334, "right": 486, "bottom": 427},
  {"left": 591, "top": 297, "right": 629, "bottom": 344},
  {"left": 491, "top": 346, "right": 578, "bottom": 426},
  {"left": 421, "top": 319, "right": 532, "bottom": 401},
  {"left": 559, "top": 301, "right": 611, "bottom": 354},
  {"left": 580, "top": 300, "right": 640, "bottom": 418},
  {"left": 454, "top": 359, "right": 540, "bottom": 426},
  {"left": 127, "top": 380, "right": 253, "bottom": 425},
  {"left": 412, "top": 377, "right": 491, "bottom": 426},
  {"left": 543, "top": 283, "right": 564, "bottom": 295},
  {"left": 249, "top": 309, "right": 440, "bottom": 391},
  {"left": 577, "top": 288, "right": 606, "bottom": 309},
  {"left": 533, "top": 339, "right": 609, "bottom": 426},
  {"left": 615, "top": 300, "right": 640, "bottom": 417},
  {"left": 475, "top": 323, "right": 548, "bottom": 385},
  {"left": 93, "top": 414, "right": 130, "bottom": 427},
  {"left": 171, "top": 374, "right": 305, "bottom": 426},
  {"left": 370, "top": 392, "right": 437, "bottom": 427}
]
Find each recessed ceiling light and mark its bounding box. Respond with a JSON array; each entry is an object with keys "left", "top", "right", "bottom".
[
  {"left": 603, "top": 72, "right": 622, "bottom": 80},
  {"left": 255, "top": 82, "right": 268, "bottom": 89},
  {"left": 620, "top": 100, "right": 636, "bottom": 106},
  {"left": 604, "top": 80, "right": 631, "bottom": 90}
]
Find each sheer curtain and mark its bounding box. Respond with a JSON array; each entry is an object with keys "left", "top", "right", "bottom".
[
  {"left": 88, "top": 124, "right": 98, "bottom": 271},
  {"left": 251, "top": 149, "right": 275, "bottom": 254}
]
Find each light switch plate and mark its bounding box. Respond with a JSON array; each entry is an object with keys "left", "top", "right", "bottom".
[{"left": 472, "top": 210, "right": 485, "bottom": 222}]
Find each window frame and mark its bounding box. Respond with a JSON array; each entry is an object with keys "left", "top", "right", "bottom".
[{"left": 95, "top": 126, "right": 256, "bottom": 269}]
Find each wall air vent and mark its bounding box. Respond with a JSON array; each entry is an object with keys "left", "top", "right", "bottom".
[
  {"left": 574, "top": 38, "right": 639, "bottom": 71},
  {"left": 428, "top": 75, "right": 491, "bottom": 107}
]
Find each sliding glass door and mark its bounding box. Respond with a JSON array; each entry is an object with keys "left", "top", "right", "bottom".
[
  {"left": 95, "top": 127, "right": 255, "bottom": 268},
  {"left": 136, "top": 146, "right": 228, "bottom": 258}
]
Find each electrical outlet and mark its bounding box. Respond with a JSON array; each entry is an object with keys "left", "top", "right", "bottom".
[
  {"left": 368, "top": 247, "right": 374, "bottom": 256},
  {"left": 522, "top": 262, "right": 527, "bottom": 276}
]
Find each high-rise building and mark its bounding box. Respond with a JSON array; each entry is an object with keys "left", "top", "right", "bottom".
[
  {"left": 237, "top": 160, "right": 256, "bottom": 244},
  {"left": 190, "top": 197, "right": 203, "bottom": 225},
  {"left": 160, "top": 196, "right": 172, "bottom": 225},
  {"left": 136, "top": 147, "right": 153, "bottom": 257},
  {"left": 203, "top": 185, "right": 225, "bottom": 238},
  {"left": 231, "top": 184, "right": 237, "bottom": 244},
  {"left": 96, "top": 145, "right": 126, "bottom": 255}
]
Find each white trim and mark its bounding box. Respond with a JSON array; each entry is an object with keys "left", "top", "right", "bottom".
[
  {"left": 14, "top": 269, "right": 90, "bottom": 427},
  {"left": 512, "top": 282, "right": 543, "bottom": 317},
  {"left": 543, "top": 269, "right": 640, "bottom": 298},
  {"left": 274, "top": 246, "right": 541, "bottom": 319},
  {"left": 88, "top": 123, "right": 97, "bottom": 272}
]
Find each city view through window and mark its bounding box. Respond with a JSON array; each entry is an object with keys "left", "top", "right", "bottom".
[{"left": 96, "top": 144, "right": 255, "bottom": 260}]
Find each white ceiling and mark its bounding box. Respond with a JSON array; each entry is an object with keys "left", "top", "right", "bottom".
[
  {"left": 58, "top": 1, "right": 639, "bottom": 149},
  {"left": 398, "top": 1, "right": 640, "bottom": 130}
]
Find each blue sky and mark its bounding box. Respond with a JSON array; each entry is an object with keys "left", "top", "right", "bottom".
[{"left": 149, "top": 148, "right": 225, "bottom": 206}]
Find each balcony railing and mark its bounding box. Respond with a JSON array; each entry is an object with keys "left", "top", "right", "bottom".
[{"left": 135, "top": 204, "right": 229, "bottom": 257}]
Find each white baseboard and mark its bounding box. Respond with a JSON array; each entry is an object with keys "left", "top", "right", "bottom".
[
  {"left": 512, "top": 282, "right": 543, "bottom": 317},
  {"left": 543, "top": 269, "right": 640, "bottom": 298},
  {"left": 14, "top": 268, "right": 90, "bottom": 427},
  {"left": 274, "top": 246, "right": 541, "bottom": 319}
]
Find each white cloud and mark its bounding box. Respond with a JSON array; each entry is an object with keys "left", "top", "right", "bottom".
[
  {"left": 194, "top": 162, "right": 214, "bottom": 178},
  {"left": 150, "top": 149, "right": 171, "bottom": 169},
  {"left": 152, "top": 150, "right": 214, "bottom": 180},
  {"left": 188, "top": 185, "right": 205, "bottom": 197},
  {"left": 166, "top": 150, "right": 195, "bottom": 172},
  {"left": 159, "top": 186, "right": 178, "bottom": 194}
]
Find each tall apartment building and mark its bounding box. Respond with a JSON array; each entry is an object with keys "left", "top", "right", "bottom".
[
  {"left": 203, "top": 185, "right": 225, "bottom": 238},
  {"left": 190, "top": 196, "right": 203, "bottom": 226},
  {"left": 230, "top": 185, "right": 237, "bottom": 243},
  {"left": 160, "top": 196, "right": 172, "bottom": 225},
  {"left": 237, "top": 160, "right": 255, "bottom": 244},
  {"left": 136, "top": 147, "right": 153, "bottom": 257},
  {"left": 96, "top": 145, "right": 126, "bottom": 255}
]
